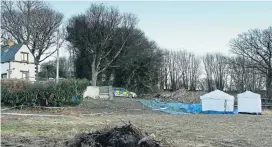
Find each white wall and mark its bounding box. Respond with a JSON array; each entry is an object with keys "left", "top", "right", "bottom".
[
  {"left": 201, "top": 99, "right": 234, "bottom": 112},
  {"left": 6, "top": 45, "right": 36, "bottom": 81},
  {"left": 9, "top": 62, "right": 36, "bottom": 82},
  {"left": 238, "top": 98, "right": 262, "bottom": 113},
  {"left": 14, "top": 45, "right": 35, "bottom": 62},
  {"left": 1, "top": 45, "right": 36, "bottom": 81},
  {"left": 83, "top": 86, "right": 100, "bottom": 99},
  {"left": 1, "top": 63, "right": 9, "bottom": 74},
  {"left": 1, "top": 63, "right": 9, "bottom": 79}
]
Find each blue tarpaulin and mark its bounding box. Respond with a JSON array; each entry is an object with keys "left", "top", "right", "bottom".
[
  {"left": 138, "top": 99, "right": 201, "bottom": 114},
  {"left": 202, "top": 110, "right": 238, "bottom": 114},
  {"left": 72, "top": 95, "right": 77, "bottom": 103},
  {"left": 138, "top": 99, "right": 237, "bottom": 115}
]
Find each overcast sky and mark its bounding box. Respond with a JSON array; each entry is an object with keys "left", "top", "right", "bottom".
[{"left": 46, "top": 1, "right": 272, "bottom": 60}]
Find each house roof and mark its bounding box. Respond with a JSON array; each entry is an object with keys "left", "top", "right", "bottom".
[
  {"left": 1, "top": 44, "right": 23, "bottom": 63},
  {"left": 200, "top": 90, "right": 234, "bottom": 100}
]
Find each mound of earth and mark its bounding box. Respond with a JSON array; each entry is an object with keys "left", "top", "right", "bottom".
[
  {"left": 65, "top": 124, "right": 161, "bottom": 147},
  {"left": 151, "top": 89, "right": 206, "bottom": 103}
]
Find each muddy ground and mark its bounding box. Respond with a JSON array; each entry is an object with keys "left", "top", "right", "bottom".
[
  {"left": 2, "top": 98, "right": 272, "bottom": 147},
  {"left": 2, "top": 97, "right": 155, "bottom": 115}
]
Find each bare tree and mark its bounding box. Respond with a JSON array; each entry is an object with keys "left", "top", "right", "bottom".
[
  {"left": 159, "top": 49, "right": 173, "bottom": 90},
  {"left": 169, "top": 50, "right": 177, "bottom": 90},
  {"left": 203, "top": 54, "right": 215, "bottom": 91},
  {"left": 159, "top": 50, "right": 168, "bottom": 90},
  {"left": 202, "top": 53, "right": 229, "bottom": 91},
  {"left": 230, "top": 27, "right": 272, "bottom": 98},
  {"left": 228, "top": 56, "right": 247, "bottom": 91},
  {"left": 188, "top": 53, "right": 201, "bottom": 90},
  {"left": 161, "top": 50, "right": 201, "bottom": 91},
  {"left": 38, "top": 57, "right": 70, "bottom": 79},
  {"left": 214, "top": 53, "right": 228, "bottom": 90},
  {"left": 178, "top": 51, "right": 190, "bottom": 89},
  {"left": 66, "top": 4, "right": 137, "bottom": 86},
  {"left": 1, "top": 1, "right": 64, "bottom": 72},
  {"left": 228, "top": 55, "right": 266, "bottom": 91}
]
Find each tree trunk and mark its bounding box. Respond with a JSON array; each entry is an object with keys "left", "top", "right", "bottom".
[
  {"left": 266, "top": 70, "right": 272, "bottom": 100},
  {"left": 35, "top": 64, "right": 39, "bottom": 80},
  {"left": 91, "top": 58, "right": 98, "bottom": 86},
  {"left": 208, "top": 78, "right": 213, "bottom": 92},
  {"left": 109, "top": 71, "right": 114, "bottom": 86},
  {"left": 164, "top": 67, "right": 168, "bottom": 90},
  {"left": 35, "top": 57, "right": 40, "bottom": 80},
  {"left": 92, "top": 72, "right": 98, "bottom": 86}
]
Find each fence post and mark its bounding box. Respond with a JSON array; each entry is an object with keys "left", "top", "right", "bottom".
[{"left": 109, "top": 86, "right": 113, "bottom": 100}]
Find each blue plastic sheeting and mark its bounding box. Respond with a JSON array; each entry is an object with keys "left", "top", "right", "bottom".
[
  {"left": 138, "top": 99, "right": 201, "bottom": 114},
  {"left": 138, "top": 99, "right": 238, "bottom": 115},
  {"left": 202, "top": 110, "right": 238, "bottom": 114}
]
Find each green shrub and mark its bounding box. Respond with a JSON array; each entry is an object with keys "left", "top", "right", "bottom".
[{"left": 1, "top": 79, "right": 89, "bottom": 107}]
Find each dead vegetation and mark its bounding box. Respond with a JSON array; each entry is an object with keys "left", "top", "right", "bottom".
[
  {"left": 65, "top": 123, "right": 164, "bottom": 147},
  {"left": 2, "top": 98, "right": 272, "bottom": 147},
  {"left": 2, "top": 97, "right": 154, "bottom": 115},
  {"left": 2, "top": 113, "right": 272, "bottom": 147},
  {"left": 144, "top": 89, "right": 206, "bottom": 103}
]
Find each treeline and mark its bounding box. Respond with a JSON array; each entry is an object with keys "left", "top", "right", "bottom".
[
  {"left": 1, "top": 2, "right": 271, "bottom": 98},
  {"left": 161, "top": 27, "right": 272, "bottom": 99},
  {"left": 65, "top": 4, "right": 163, "bottom": 93},
  {"left": 161, "top": 51, "right": 266, "bottom": 92},
  {"left": 65, "top": 4, "right": 272, "bottom": 98}
]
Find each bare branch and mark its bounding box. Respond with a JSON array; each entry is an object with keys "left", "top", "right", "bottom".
[{"left": 1, "top": 0, "right": 63, "bottom": 70}]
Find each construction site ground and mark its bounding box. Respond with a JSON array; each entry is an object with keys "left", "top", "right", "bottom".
[{"left": 2, "top": 97, "right": 272, "bottom": 147}]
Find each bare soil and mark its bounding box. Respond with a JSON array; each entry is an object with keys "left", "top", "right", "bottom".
[
  {"left": 2, "top": 97, "right": 155, "bottom": 115},
  {"left": 142, "top": 89, "right": 206, "bottom": 103},
  {"left": 2, "top": 98, "right": 272, "bottom": 147}
]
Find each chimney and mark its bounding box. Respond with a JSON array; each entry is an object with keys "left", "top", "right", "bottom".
[{"left": 8, "top": 40, "right": 14, "bottom": 47}]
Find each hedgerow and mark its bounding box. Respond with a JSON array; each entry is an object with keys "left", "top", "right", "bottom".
[{"left": 1, "top": 79, "right": 89, "bottom": 107}]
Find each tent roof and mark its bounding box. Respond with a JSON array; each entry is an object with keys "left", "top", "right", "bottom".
[
  {"left": 200, "top": 90, "right": 234, "bottom": 100},
  {"left": 237, "top": 91, "right": 261, "bottom": 98}
]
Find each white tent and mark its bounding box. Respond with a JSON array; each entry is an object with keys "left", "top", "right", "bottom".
[
  {"left": 200, "top": 90, "right": 234, "bottom": 112},
  {"left": 237, "top": 91, "right": 262, "bottom": 113}
]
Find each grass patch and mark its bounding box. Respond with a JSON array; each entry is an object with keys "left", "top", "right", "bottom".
[
  {"left": 1, "top": 124, "right": 18, "bottom": 132},
  {"left": 263, "top": 109, "right": 272, "bottom": 115}
]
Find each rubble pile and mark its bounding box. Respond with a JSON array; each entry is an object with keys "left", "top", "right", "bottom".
[
  {"left": 153, "top": 89, "right": 205, "bottom": 103},
  {"left": 65, "top": 124, "right": 162, "bottom": 147}
]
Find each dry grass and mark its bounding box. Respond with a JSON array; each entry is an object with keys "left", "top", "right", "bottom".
[
  {"left": 2, "top": 98, "right": 272, "bottom": 147},
  {"left": 2, "top": 113, "right": 272, "bottom": 147},
  {"left": 262, "top": 109, "right": 272, "bottom": 115}
]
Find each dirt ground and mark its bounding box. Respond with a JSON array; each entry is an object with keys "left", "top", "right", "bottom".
[
  {"left": 2, "top": 98, "right": 272, "bottom": 147},
  {"left": 2, "top": 97, "right": 154, "bottom": 115}
]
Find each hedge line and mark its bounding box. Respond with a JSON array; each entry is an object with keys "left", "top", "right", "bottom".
[{"left": 1, "top": 79, "right": 89, "bottom": 107}]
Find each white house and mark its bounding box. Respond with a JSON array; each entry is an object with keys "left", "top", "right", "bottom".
[
  {"left": 237, "top": 91, "right": 262, "bottom": 114},
  {"left": 200, "top": 90, "right": 234, "bottom": 113},
  {"left": 1, "top": 40, "right": 36, "bottom": 82}
]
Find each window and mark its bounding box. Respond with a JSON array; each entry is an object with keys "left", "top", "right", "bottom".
[
  {"left": 21, "top": 71, "right": 29, "bottom": 80},
  {"left": 21, "top": 52, "right": 29, "bottom": 62},
  {"left": 1, "top": 73, "right": 7, "bottom": 79}
]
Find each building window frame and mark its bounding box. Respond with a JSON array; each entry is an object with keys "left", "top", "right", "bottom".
[
  {"left": 21, "top": 52, "right": 29, "bottom": 62},
  {"left": 20, "top": 71, "right": 29, "bottom": 80},
  {"left": 1, "top": 73, "right": 7, "bottom": 79}
]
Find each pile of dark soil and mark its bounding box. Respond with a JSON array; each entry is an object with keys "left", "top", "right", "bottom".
[
  {"left": 152, "top": 89, "right": 205, "bottom": 103},
  {"left": 65, "top": 124, "right": 161, "bottom": 147}
]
